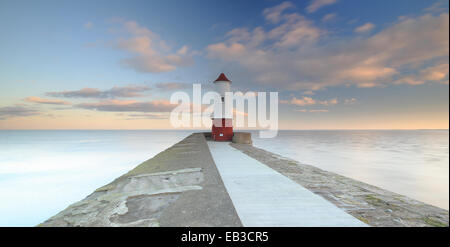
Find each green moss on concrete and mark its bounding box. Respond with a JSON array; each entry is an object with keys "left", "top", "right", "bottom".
[
  {"left": 423, "top": 217, "right": 448, "bottom": 227},
  {"left": 122, "top": 134, "right": 202, "bottom": 178},
  {"left": 365, "top": 195, "right": 384, "bottom": 205},
  {"left": 365, "top": 195, "right": 402, "bottom": 212},
  {"left": 356, "top": 216, "right": 370, "bottom": 225},
  {"left": 95, "top": 183, "right": 116, "bottom": 192}
]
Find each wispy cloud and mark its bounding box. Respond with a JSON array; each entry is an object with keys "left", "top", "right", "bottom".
[
  {"left": 425, "top": 0, "right": 449, "bottom": 14},
  {"left": 355, "top": 22, "right": 375, "bottom": 33},
  {"left": 0, "top": 106, "right": 40, "bottom": 119},
  {"left": 395, "top": 62, "right": 449, "bottom": 85},
  {"left": 84, "top": 21, "right": 93, "bottom": 29},
  {"left": 113, "top": 20, "right": 195, "bottom": 73},
  {"left": 283, "top": 96, "right": 316, "bottom": 106},
  {"left": 282, "top": 96, "right": 338, "bottom": 106},
  {"left": 24, "top": 96, "right": 70, "bottom": 105},
  {"left": 207, "top": 10, "right": 321, "bottom": 59},
  {"left": 307, "top": 0, "right": 338, "bottom": 13},
  {"left": 309, "top": 109, "right": 329, "bottom": 112},
  {"left": 155, "top": 82, "right": 191, "bottom": 91},
  {"left": 322, "top": 13, "right": 337, "bottom": 22},
  {"left": 76, "top": 99, "right": 174, "bottom": 112},
  {"left": 344, "top": 98, "right": 357, "bottom": 105},
  {"left": 206, "top": 3, "right": 449, "bottom": 91},
  {"left": 320, "top": 98, "right": 338, "bottom": 106},
  {"left": 295, "top": 109, "right": 329, "bottom": 113},
  {"left": 125, "top": 113, "right": 170, "bottom": 120},
  {"left": 47, "top": 85, "right": 151, "bottom": 98},
  {"left": 263, "top": 1, "right": 294, "bottom": 23}
]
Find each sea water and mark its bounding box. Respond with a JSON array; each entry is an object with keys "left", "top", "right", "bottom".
[{"left": 0, "top": 130, "right": 192, "bottom": 226}]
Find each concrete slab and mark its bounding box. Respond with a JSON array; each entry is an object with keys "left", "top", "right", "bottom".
[
  {"left": 40, "top": 134, "right": 242, "bottom": 227},
  {"left": 231, "top": 143, "right": 449, "bottom": 227},
  {"left": 207, "top": 141, "right": 367, "bottom": 227}
]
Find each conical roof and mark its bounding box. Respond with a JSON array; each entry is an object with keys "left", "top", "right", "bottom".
[{"left": 214, "top": 73, "right": 231, "bottom": 83}]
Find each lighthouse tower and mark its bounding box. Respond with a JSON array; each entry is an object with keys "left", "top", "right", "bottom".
[{"left": 212, "top": 73, "right": 233, "bottom": 141}]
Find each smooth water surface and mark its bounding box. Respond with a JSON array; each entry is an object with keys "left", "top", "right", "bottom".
[{"left": 0, "top": 130, "right": 192, "bottom": 226}]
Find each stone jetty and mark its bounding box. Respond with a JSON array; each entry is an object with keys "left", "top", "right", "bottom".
[{"left": 39, "top": 133, "right": 448, "bottom": 227}]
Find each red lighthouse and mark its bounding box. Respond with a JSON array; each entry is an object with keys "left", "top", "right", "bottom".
[{"left": 212, "top": 73, "right": 233, "bottom": 141}]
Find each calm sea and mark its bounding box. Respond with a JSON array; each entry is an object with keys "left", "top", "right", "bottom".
[{"left": 0, "top": 130, "right": 448, "bottom": 226}]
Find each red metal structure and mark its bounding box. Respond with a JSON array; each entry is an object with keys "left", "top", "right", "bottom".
[{"left": 212, "top": 118, "right": 233, "bottom": 141}]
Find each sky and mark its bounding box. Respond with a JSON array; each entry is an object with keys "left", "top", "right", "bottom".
[{"left": 0, "top": 0, "right": 448, "bottom": 130}]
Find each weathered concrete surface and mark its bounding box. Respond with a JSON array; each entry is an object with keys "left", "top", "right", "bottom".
[
  {"left": 231, "top": 143, "right": 449, "bottom": 227},
  {"left": 232, "top": 132, "right": 252, "bottom": 144},
  {"left": 39, "top": 133, "right": 242, "bottom": 227},
  {"left": 208, "top": 141, "right": 367, "bottom": 227}
]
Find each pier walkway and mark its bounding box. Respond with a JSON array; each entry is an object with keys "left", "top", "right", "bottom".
[
  {"left": 207, "top": 141, "right": 367, "bottom": 227},
  {"left": 40, "top": 133, "right": 448, "bottom": 227}
]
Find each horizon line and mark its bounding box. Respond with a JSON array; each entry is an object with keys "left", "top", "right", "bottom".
[{"left": 0, "top": 128, "right": 448, "bottom": 131}]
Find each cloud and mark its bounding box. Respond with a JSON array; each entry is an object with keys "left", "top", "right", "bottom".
[
  {"left": 355, "top": 22, "right": 375, "bottom": 33},
  {"left": 76, "top": 99, "right": 175, "bottom": 112},
  {"left": 322, "top": 13, "right": 337, "bottom": 22},
  {"left": 263, "top": 1, "right": 294, "bottom": 23},
  {"left": 126, "top": 113, "right": 169, "bottom": 120},
  {"left": 47, "top": 88, "right": 101, "bottom": 98},
  {"left": 281, "top": 96, "right": 338, "bottom": 106},
  {"left": 289, "top": 96, "right": 316, "bottom": 106},
  {"left": 207, "top": 43, "right": 247, "bottom": 60},
  {"left": 425, "top": 0, "right": 448, "bottom": 14},
  {"left": 206, "top": 2, "right": 449, "bottom": 91},
  {"left": 0, "top": 106, "right": 39, "bottom": 119},
  {"left": 114, "top": 20, "right": 195, "bottom": 73},
  {"left": 122, "top": 20, "right": 154, "bottom": 36},
  {"left": 24, "top": 97, "right": 70, "bottom": 105},
  {"left": 320, "top": 98, "right": 338, "bottom": 106},
  {"left": 106, "top": 85, "right": 151, "bottom": 97},
  {"left": 395, "top": 62, "right": 449, "bottom": 85},
  {"left": 419, "top": 63, "right": 449, "bottom": 81},
  {"left": 309, "top": 109, "right": 329, "bottom": 112},
  {"left": 155, "top": 82, "right": 191, "bottom": 91},
  {"left": 272, "top": 14, "right": 321, "bottom": 48},
  {"left": 295, "top": 109, "right": 329, "bottom": 112},
  {"left": 207, "top": 12, "right": 321, "bottom": 61},
  {"left": 47, "top": 85, "right": 151, "bottom": 98},
  {"left": 339, "top": 66, "right": 396, "bottom": 81},
  {"left": 344, "top": 98, "right": 357, "bottom": 105},
  {"left": 280, "top": 96, "right": 339, "bottom": 106},
  {"left": 307, "top": 0, "right": 338, "bottom": 13},
  {"left": 84, "top": 22, "right": 93, "bottom": 29}
]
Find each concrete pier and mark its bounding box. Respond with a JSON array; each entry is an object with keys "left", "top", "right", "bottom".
[
  {"left": 207, "top": 141, "right": 367, "bottom": 226},
  {"left": 39, "top": 133, "right": 241, "bottom": 227},
  {"left": 232, "top": 132, "right": 252, "bottom": 144},
  {"left": 39, "top": 133, "right": 449, "bottom": 227},
  {"left": 231, "top": 142, "right": 449, "bottom": 227}
]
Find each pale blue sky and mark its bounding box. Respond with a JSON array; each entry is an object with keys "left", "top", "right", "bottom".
[{"left": 0, "top": 0, "right": 448, "bottom": 129}]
